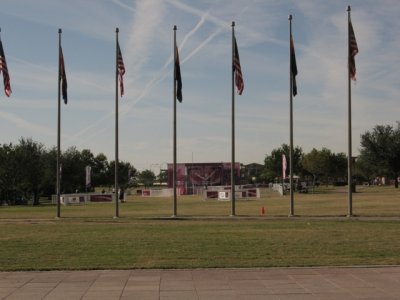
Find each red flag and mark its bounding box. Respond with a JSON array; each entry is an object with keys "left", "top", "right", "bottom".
[{"left": 0, "top": 38, "right": 11, "bottom": 97}]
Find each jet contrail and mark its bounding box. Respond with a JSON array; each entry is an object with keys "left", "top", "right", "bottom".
[{"left": 71, "top": 2, "right": 231, "bottom": 146}]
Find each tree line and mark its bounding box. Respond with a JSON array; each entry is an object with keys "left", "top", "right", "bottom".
[
  {"left": 261, "top": 144, "right": 348, "bottom": 186},
  {"left": 0, "top": 138, "right": 139, "bottom": 205},
  {"left": 259, "top": 122, "right": 400, "bottom": 188},
  {"left": 1, "top": 123, "right": 399, "bottom": 205}
]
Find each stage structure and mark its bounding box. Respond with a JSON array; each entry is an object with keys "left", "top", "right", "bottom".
[{"left": 167, "top": 162, "right": 240, "bottom": 195}]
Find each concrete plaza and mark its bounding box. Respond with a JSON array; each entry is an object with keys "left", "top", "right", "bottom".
[{"left": 1, "top": 266, "right": 400, "bottom": 299}]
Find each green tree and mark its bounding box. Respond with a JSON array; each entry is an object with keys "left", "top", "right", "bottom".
[
  {"left": 0, "top": 143, "right": 19, "bottom": 204},
  {"left": 360, "top": 123, "right": 400, "bottom": 188},
  {"left": 107, "top": 161, "right": 136, "bottom": 189},
  {"left": 41, "top": 147, "right": 57, "bottom": 197},
  {"left": 157, "top": 169, "right": 168, "bottom": 185},
  {"left": 92, "top": 153, "right": 109, "bottom": 187},
  {"left": 354, "top": 155, "right": 374, "bottom": 183},
  {"left": 302, "top": 148, "right": 329, "bottom": 186},
  {"left": 61, "top": 147, "right": 85, "bottom": 193},
  {"left": 0, "top": 139, "right": 47, "bottom": 204},
  {"left": 262, "top": 144, "right": 303, "bottom": 182},
  {"left": 302, "top": 148, "right": 347, "bottom": 187},
  {"left": 61, "top": 148, "right": 126, "bottom": 192},
  {"left": 138, "top": 169, "right": 156, "bottom": 188},
  {"left": 14, "top": 138, "right": 45, "bottom": 205},
  {"left": 329, "top": 152, "right": 347, "bottom": 183},
  {"left": 0, "top": 138, "right": 139, "bottom": 204}
]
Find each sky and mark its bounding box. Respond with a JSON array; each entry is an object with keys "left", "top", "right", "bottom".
[{"left": 0, "top": 0, "right": 399, "bottom": 172}]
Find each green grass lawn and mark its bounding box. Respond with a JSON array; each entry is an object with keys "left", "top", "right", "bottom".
[
  {"left": 0, "top": 219, "right": 399, "bottom": 271},
  {"left": 1, "top": 185, "right": 399, "bottom": 219},
  {"left": 0, "top": 186, "right": 399, "bottom": 271},
  {"left": 0, "top": 219, "right": 400, "bottom": 271}
]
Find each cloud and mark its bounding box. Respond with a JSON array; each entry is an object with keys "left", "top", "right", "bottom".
[
  {"left": 66, "top": 0, "right": 169, "bottom": 146},
  {"left": 111, "top": 0, "right": 136, "bottom": 13},
  {"left": 72, "top": 3, "right": 226, "bottom": 145},
  {"left": 0, "top": 111, "right": 54, "bottom": 136},
  {"left": 166, "top": 0, "right": 230, "bottom": 30},
  {"left": 2, "top": 0, "right": 400, "bottom": 167},
  {"left": 1, "top": 0, "right": 123, "bottom": 41}
]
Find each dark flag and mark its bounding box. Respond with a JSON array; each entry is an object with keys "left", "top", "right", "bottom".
[
  {"left": 290, "top": 35, "right": 298, "bottom": 96},
  {"left": 0, "top": 38, "right": 11, "bottom": 97},
  {"left": 117, "top": 42, "right": 125, "bottom": 97},
  {"left": 233, "top": 36, "right": 244, "bottom": 95},
  {"left": 349, "top": 19, "right": 358, "bottom": 81},
  {"left": 175, "top": 45, "right": 182, "bottom": 102},
  {"left": 59, "top": 46, "right": 67, "bottom": 104}
]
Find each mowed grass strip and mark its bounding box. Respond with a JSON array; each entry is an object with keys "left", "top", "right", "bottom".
[
  {"left": 0, "top": 219, "right": 399, "bottom": 271},
  {"left": 1, "top": 186, "right": 399, "bottom": 219}
]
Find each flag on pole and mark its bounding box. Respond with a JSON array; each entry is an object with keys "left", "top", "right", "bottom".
[
  {"left": 117, "top": 42, "right": 125, "bottom": 97},
  {"left": 282, "top": 154, "right": 287, "bottom": 179},
  {"left": 59, "top": 46, "right": 67, "bottom": 104},
  {"left": 85, "top": 166, "right": 91, "bottom": 187},
  {"left": 233, "top": 36, "right": 244, "bottom": 95},
  {"left": 349, "top": 19, "right": 358, "bottom": 81},
  {"left": 290, "top": 35, "right": 298, "bottom": 96},
  {"left": 0, "top": 38, "right": 11, "bottom": 97},
  {"left": 175, "top": 45, "right": 182, "bottom": 102}
]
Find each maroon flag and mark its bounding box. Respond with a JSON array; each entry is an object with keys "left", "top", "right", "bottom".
[
  {"left": 59, "top": 46, "right": 67, "bottom": 104},
  {"left": 349, "top": 19, "right": 358, "bottom": 81},
  {"left": 117, "top": 42, "right": 125, "bottom": 97},
  {"left": 233, "top": 36, "right": 244, "bottom": 95},
  {"left": 0, "top": 38, "right": 11, "bottom": 97}
]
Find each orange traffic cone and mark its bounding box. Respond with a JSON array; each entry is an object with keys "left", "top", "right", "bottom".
[{"left": 260, "top": 206, "right": 265, "bottom": 216}]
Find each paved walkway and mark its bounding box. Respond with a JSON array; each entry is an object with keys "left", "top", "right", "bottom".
[{"left": 1, "top": 266, "right": 400, "bottom": 299}]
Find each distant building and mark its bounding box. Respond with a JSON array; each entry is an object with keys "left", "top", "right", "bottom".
[{"left": 167, "top": 162, "right": 240, "bottom": 194}]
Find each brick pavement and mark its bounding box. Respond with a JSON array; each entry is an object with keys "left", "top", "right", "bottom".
[{"left": 1, "top": 266, "right": 400, "bottom": 299}]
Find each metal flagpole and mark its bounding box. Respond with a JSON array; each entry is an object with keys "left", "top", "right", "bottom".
[
  {"left": 115, "top": 27, "right": 120, "bottom": 218},
  {"left": 231, "top": 21, "right": 236, "bottom": 216},
  {"left": 347, "top": 6, "right": 353, "bottom": 217},
  {"left": 173, "top": 25, "right": 177, "bottom": 217},
  {"left": 289, "top": 15, "right": 294, "bottom": 217},
  {"left": 56, "top": 28, "right": 62, "bottom": 218}
]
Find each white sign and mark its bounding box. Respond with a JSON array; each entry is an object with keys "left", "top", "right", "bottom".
[{"left": 218, "top": 191, "right": 229, "bottom": 199}]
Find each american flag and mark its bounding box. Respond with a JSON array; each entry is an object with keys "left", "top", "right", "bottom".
[
  {"left": 0, "top": 38, "right": 11, "bottom": 97},
  {"left": 175, "top": 45, "right": 182, "bottom": 102},
  {"left": 59, "top": 46, "right": 67, "bottom": 104},
  {"left": 233, "top": 36, "right": 244, "bottom": 95},
  {"left": 290, "top": 35, "right": 298, "bottom": 96},
  {"left": 117, "top": 42, "right": 125, "bottom": 97},
  {"left": 349, "top": 19, "right": 358, "bottom": 81}
]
